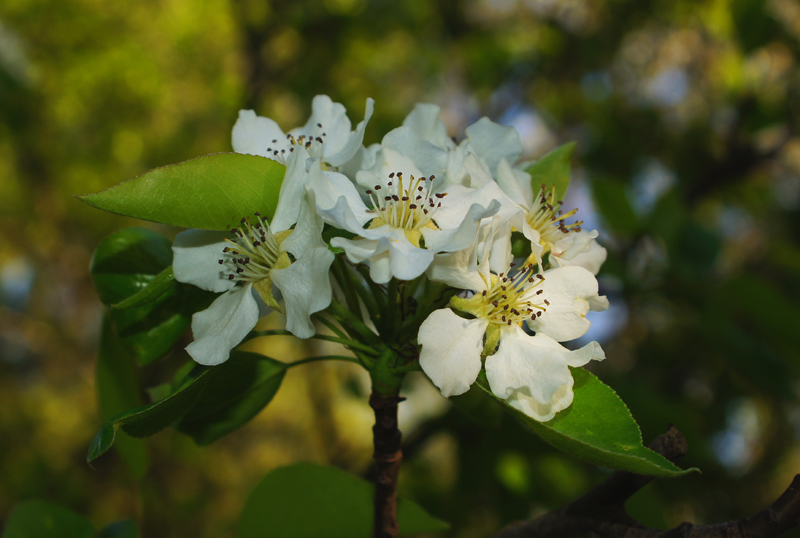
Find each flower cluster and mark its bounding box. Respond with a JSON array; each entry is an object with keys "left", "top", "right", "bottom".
[{"left": 173, "top": 95, "right": 609, "bottom": 422}]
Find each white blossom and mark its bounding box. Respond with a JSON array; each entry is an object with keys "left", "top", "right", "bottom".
[
  {"left": 232, "top": 95, "right": 374, "bottom": 169},
  {"left": 419, "top": 223, "right": 607, "bottom": 421},
  {"left": 172, "top": 193, "right": 334, "bottom": 366},
  {"left": 307, "top": 147, "right": 504, "bottom": 284}
]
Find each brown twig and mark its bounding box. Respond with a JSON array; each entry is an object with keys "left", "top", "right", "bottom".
[
  {"left": 370, "top": 393, "right": 404, "bottom": 538},
  {"left": 495, "top": 426, "right": 800, "bottom": 538}
]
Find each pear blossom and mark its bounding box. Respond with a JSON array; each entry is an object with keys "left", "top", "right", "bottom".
[
  {"left": 494, "top": 162, "right": 607, "bottom": 274},
  {"left": 381, "top": 103, "right": 525, "bottom": 189},
  {"left": 232, "top": 95, "right": 374, "bottom": 169},
  {"left": 419, "top": 223, "right": 607, "bottom": 421},
  {"left": 307, "top": 147, "right": 503, "bottom": 284},
  {"left": 172, "top": 194, "right": 334, "bottom": 366}
]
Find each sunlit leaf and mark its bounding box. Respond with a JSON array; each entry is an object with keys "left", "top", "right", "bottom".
[
  {"left": 176, "top": 351, "right": 287, "bottom": 446},
  {"left": 2, "top": 500, "right": 94, "bottom": 538},
  {"left": 526, "top": 142, "right": 575, "bottom": 203},
  {"left": 476, "top": 369, "right": 694, "bottom": 477},
  {"left": 78, "top": 153, "right": 285, "bottom": 230},
  {"left": 237, "top": 463, "right": 449, "bottom": 538}
]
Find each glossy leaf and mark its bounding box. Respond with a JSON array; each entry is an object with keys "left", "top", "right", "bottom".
[
  {"left": 90, "top": 227, "right": 173, "bottom": 306},
  {"left": 91, "top": 227, "right": 215, "bottom": 366},
  {"left": 176, "top": 351, "right": 287, "bottom": 446},
  {"left": 526, "top": 142, "right": 575, "bottom": 203},
  {"left": 477, "top": 369, "right": 694, "bottom": 477},
  {"left": 112, "top": 266, "right": 176, "bottom": 309},
  {"left": 78, "top": 153, "right": 285, "bottom": 230},
  {"left": 237, "top": 463, "right": 449, "bottom": 538},
  {"left": 1, "top": 500, "right": 94, "bottom": 538},
  {"left": 95, "top": 315, "right": 149, "bottom": 478},
  {"left": 87, "top": 367, "right": 210, "bottom": 464}
]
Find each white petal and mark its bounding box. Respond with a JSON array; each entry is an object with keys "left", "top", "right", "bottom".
[
  {"left": 231, "top": 110, "right": 287, "bottom": 158},
  {"left": 185, "top": 283, "right": 260, "bottom": 366},
  {"left": 355, "top": 147, "right": 425, "bottom": 191},
  {"left": 402, "top": 103, "right": 454, "bottom": 149},
  {"left": 280, "top": 191, "right": 326, "bottom": 260},
  {"left": 496, "top": 158, "right": 534, "bottom": 211},
  {"left": 563, "top": 340, "right": 606, "bottom": 367},
  {"left": 506, "top": 382, "right": 574, "bottom": 422},
  {"left": 307, "top": 161, "right": 372, "bottom": 232},
  {"left": 271, "top": 246, "right": 335, "bottom": 339},
  {"left": 465, "top": 117, "right": 523, "bottom": 175},
  {"left": 427, "top": 234, "right": 489, "bottom": 292},
  {"left": 552, "top": 233, "right": 608, "bottom": 276},
  {"left": 294, "top": 95, "right": 352, "bottom": 157},
  {"left": 325, "top": 97, "right": 375, "bottom": 167},
  {"left": 381, "top": 125, "right": 448, "bottom": 177},
  {"left": 485, "top": 326, "right": 571, "bottom": 405},
  {"left": 333, "top": 229, "right": 434, "bottom": 283},
  {"left": 528, "top": 265, "right": 599, "bottom": 342},
  {"left": 589, "top": 295, "right": 609, "bottom": 312},
  {"left": 270, "top": 146, "right": 311, "bottom": 233},
  {"left": 419, "top": 309, "right": 488, "bottom": 397},
  {"left": 338, "top": 143, "right": 381, "bottom": 181},
  {"left": 172, "top": 230, "right": 236, "bottom": 293}
]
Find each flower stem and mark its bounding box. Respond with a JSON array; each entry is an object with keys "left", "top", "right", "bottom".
[
  {"left": 369, "top": 381, "right": 404, "bottom": 538},
  {"left": 286, "top": 354, "right": 360, "bottom": 367},
  {"left": 244, "top": 330, "right": 380, "bottom": 356}
]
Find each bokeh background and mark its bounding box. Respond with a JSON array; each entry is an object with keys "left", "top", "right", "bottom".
[{"left": 2, "top": 0, "right": 800, "bottom": 536}]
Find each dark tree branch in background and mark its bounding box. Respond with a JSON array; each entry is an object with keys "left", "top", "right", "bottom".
[{"left": 495, "top": 426, "right": 800, "bottom": 538}]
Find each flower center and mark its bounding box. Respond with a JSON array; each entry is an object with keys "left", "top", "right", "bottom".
[
  {"left": 219, "top": 213, "right": 282, "bottom": 283},
  {"left": 365, "top": 171, "right": 445, "bottom": 236},
  {"left": 265, "top": 122, "right": 328, "bottom": 164},
  {"left": 479, "top": 264, "right": 549, "bottom": 326},
  {"left": 526, "top": 185, "right": 583, "bottom": 250}
]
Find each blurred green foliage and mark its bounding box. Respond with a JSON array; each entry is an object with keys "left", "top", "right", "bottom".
[{"left": 2, "top": 0, "right": 800, "bottom": 536}]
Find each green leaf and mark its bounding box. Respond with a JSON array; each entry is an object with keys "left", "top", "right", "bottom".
[
  {"left": 590, "top": 177, "right": 640, "bottom": 236},
  {"left": 176, "top": 351, "right": 287, "bottom": 446},
  {"left": 113, "top": 266, "right": 176, "bottom": 309},
  {"left": 91, "top": 227, "right": 215, "bottom": 366},
  {"left": 237, "top": 463, "right": 449, "bottom": 538},
  {"left": 526, "top": 142, "right": 576, "bottom": 202},
  {"left": 477, "top": 369, "right": 694, "bottom": 477},
  {"left": 109, "top": 285, "right": 214, "bottom": 366},
  {"left": 1, "top": 500, "right": 95, "bottom": 538},
  {"left": 90, "top": 227, "right": 173, "bottom": 306},
  {"left": 95, "top": 315, "right": 149, "bottom": 478},
  {"left": 78, "top": 153, "right": 285, "bottom": 230},
  {"left": 87, "top": 367, "right": 210, "bottom": 464},
  {"left": 96, "top": 521, "right": 140, "bottom": 538}
]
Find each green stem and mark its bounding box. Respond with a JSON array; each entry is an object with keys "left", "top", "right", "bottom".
[
  {"left": 386, "top": 278, "right": 398, "bottom": 339},
  {"left": 327, "top": 300, "right": 383, "bottom": 347},
  {"left": 287, "top": 355, "right": 359, "bottom": 368},
  {"left": 333, "top": 256, "right": 362, "bottom": 321},
  {"left": 312, "top": 313, "right": 347, "bottom": 339},
  {"left": 245, "top": 329, "right": 380, "bottom": 356}
]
